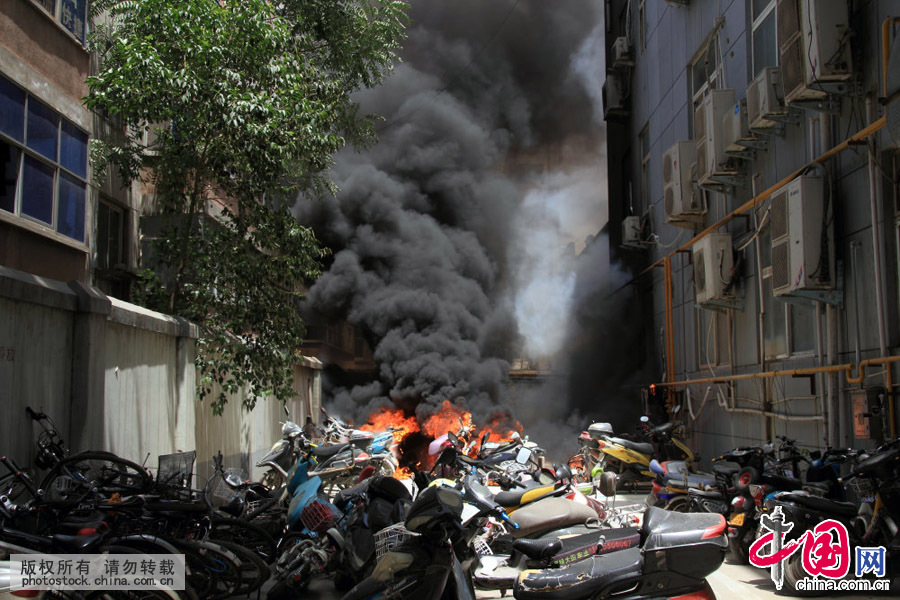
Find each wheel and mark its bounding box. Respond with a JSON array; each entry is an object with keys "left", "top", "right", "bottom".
[
  {"left": 664, "top": 495, "right": 692, "bottom": 513},
  {"left": 259, "top": 469, "right": 284, "bottom": 491},
  {"left": 735, "top": 466, "right": 760, "bottom": 492},
  {"left": 727, "top": 530, "right": 752, "bottom": 565},
  {"left": 783, "top": 551, "right": 821, "bottom": 596},
  {"left": 207, "top": 516, "right": 278, "bottom": 564},
  {"left": 210, "top": 539, "right": 270, "bottom": 596},
  {"left": 378, "top": 456, "right": 397, "bottom": 478},
  {"left": 40, "top": 452, "right": 153, "bottom": 505}
]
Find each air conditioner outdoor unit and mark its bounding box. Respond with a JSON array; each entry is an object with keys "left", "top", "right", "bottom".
[
  {"left": 612, "top": 37, "right": 634, "bottom": 68},
  {"left": 770, "top": 176, "right": 833, "bottom": 296},
  {"left": 722, "top": 100, "right": 750, "bottom": 154},
  {"left": 778, "top": 0, "right": 852, "bottom": 104},
  {"left": 662, "top": 141, "right": 702, "bottom": 226},
  {"left": 693, "top": 233, "right": 734, "bottom": 305},
  {"left": 695, "top": 89, "right": 736, "bottom": 185},
  {"left": 622, "top": 215, "right": 642, "bottom": 247},
  {"left": 603, "top": 74, "right": 629, "bottom": 120},
  {"left": 747, "top": 67, "right": 786, "bottom": 129}
]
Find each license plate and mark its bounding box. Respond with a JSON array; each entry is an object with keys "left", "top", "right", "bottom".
[{"left": 728, "top": 513, "right": 745, "bottom": 526}]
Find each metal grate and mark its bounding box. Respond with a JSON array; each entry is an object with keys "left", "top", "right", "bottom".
[
  {"left": 374, "top": 523, "right": 420, "bottom": 559},
  {"left": 694, "top": 103, "right": 706, "bottom": 140},
  {"left": 156, "top": 451, "right": 196, "bottom": 495},
  {"left": 770, "top": 190, "right": 789, "bottom": 240},
  {"left": 300, "top": 497, "right": 342, "bottom": 534},
  {"left": 772, "top": 240, "right": 791, "bottom": 290},
  {"left": 695, "top": 140, "right": 708, "bottom": 181},
  {"left": 214, "top": 467, "right": 247, "bottom": 500},
  {"left": 664, "top": 187, "right": 676, "bottom": 218},
  {"left": 846, "top": 478, "right": 875, "bottom": 503},
  {"left": 694, "top": 249, "right": 707, "bottom": 294},
  {"left": 780, "top": 37, "right": 804, "bottom": 100}
]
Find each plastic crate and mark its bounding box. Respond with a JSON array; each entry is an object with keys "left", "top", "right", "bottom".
[
  {"left": 300, "top": 497, "right": 342, "bottom": 534},
  {"left": 374, "top": 523, "right": 420, "bottom": 559}
]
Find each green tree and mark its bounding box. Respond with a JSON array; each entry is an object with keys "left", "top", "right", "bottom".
[{"left": 86, "top": 0, "right": 409, "bottom": 413}]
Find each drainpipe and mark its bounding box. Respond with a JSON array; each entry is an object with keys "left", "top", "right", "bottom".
[
  {"left": 866, "top": 96, "right": 889, "bottom": 362},
  {"left": 751, "top": 177, "right": 769, "bottom": 438},
  {"left": 850, "top": 242, "right": 863, "bottom": 368},
  {"left": 809, "top": 115, "right": 827, "bottom": 446},
  {"left": 819, "top": 113, "right": 841, "bottom": 448}
]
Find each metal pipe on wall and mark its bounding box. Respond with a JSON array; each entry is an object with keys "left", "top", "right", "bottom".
[{"left": 866, "top": 96, "right": 889, "bottom": 362}]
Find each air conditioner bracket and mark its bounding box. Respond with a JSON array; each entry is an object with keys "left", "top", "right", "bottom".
[
  {"left": 696, "top": 296, "right": 744, "bottom": 312},
  {"left": 777, "top": 262, "right": 844, "bottom": 307}
]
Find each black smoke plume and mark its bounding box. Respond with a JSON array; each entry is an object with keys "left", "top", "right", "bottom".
[{"left": 294, "top": 1, "right": 645, "bottom": 457}]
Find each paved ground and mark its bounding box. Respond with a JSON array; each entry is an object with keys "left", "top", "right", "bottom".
[{"left": 266, "top": 491, "right": 892, "bottom": 600}]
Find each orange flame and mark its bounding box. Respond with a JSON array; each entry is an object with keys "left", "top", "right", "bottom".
[
  {"left": 360, "top": 407, "right": 419, "bottom": 443},
  {"left": 394, "top": 466, "right": 414, "bottom": 480},
  {"left": 356, "top": 400, "right": 524, "bottom": 478},
  {"left": 422, "top": 400, "right": 473, "bottom": 439}
]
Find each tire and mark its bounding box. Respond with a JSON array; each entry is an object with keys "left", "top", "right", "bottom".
[
  {"left": 40, "top": 452, "right": 153, "bottom": 505},
  {"left": 727, "top": 530, "right": 752, "bottom": 565},
  {"left": 735, "top": 466, "right": 760, "bottom": 492},
  {"left": 378, "top": 456, "right": 397, "bottom": 478},
  {"left": 211, "top": 539, "right": 270, "bottom": 596},
  {"left": 664, "top": 495, "right": 692, "bottom": 513},
  {"left": 259, "top": 469, "right": 284, "bottom": 491},
  {"left": 783, "top": 551, "right": 821, "bottom": 596},
  {"left": 208, "top": 516, "right": 278, "bottom": 564}
]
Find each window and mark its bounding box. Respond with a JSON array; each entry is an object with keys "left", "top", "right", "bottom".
[
  {"left": 0, "top": 74, "right": 88, "bottom": 243},
  {"left": 751, "top": 0, "right": 778, "bottom": 76},
  {"left": 691, "top": 38, "right": 723, "bottom": 109},
  {"left": 30, "top": 0, "right": 87, "bottom": 44},
  {"left": 96, "top": 199, "right": 125, "bottom": 270},
  {"left": 760, "top": 213, "right": 817, "bottom": 359}
]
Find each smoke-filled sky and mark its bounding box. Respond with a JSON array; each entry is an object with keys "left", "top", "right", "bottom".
[{"left": 294, "top": 0, "right": 644, "bottom": 455}]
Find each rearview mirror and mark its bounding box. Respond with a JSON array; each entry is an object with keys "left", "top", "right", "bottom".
[
  {"left": 447, "top": 431, "right": 460, "bottom": 448},
  {"left": 515, "top": 447, "right": 532, "bottom": 465}
]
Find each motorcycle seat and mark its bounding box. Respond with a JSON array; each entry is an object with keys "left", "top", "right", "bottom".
[
  {"left": 515, "top": 548, "right": 642, "bottom": 600},
  {"left": 776, "top": 493, "right": 859, "bottom": 518},
  {"left": 508, "top": 497, "right": 598, "bottom": 538},
  {"left": 641, "top": 506, "right": 726, "bottom": 551},
  {"left": 688, "top": 487, "right": 725, "bottom": 500},
  {"left": 495, "top": 482, "right": 555, "bottom": 508},
  {"left": 513, "top": 537, "right": 563, "bottom": 561},
  {"left": 52, "top": 533, "right": 102, "bottom": 553},
  {"left": 713, "top": 463, "right": 740, "bottom": 476},
  {"left": 311, "top": 443, "right": 350, "bottom": 460},
  {"left": 606, "top": 437, "right": 654, "bottom": 455}
]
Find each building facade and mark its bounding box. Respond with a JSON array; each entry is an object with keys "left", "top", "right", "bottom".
[{"left": 603, "top": 0, "right": 900, "bottom": 458}]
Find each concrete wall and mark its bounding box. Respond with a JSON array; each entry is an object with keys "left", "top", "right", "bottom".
[
  {"left": 0, "top": 265, "right": 322, "bottom": 483},
  {"left": 604, "top": 0, "right": 899, "bottom": 460}
]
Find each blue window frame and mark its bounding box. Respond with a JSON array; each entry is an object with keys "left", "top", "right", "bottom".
[
  {"left": 0, "top": 77, "right": 25, "bottom": 142},
  {"left": 0, "top": 74, "right": 88, "bottom": 243},
  {"left": 30, "top": 0, "right": 86, "bottom": 45}
]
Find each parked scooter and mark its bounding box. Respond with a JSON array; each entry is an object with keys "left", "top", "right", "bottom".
[
  {"left": 594, "top": 415, "right": 697, "bottom": 488},
  {"left": 343, "top": 472, "right": 728, "bottom": 600},
  {"left": 256, "top": 419, "right": 305, "bottom": 490},
  {"left": 340, "top": 474, "right": 518, "bottom": 600}
]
